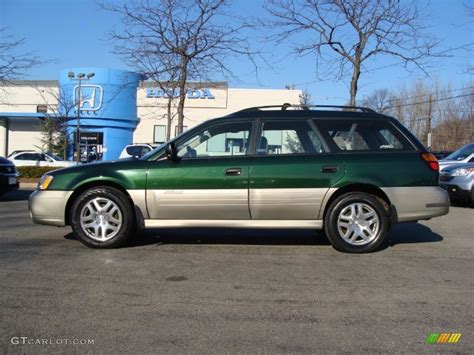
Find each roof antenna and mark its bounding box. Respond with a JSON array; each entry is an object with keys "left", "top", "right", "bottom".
[{"left": 282, "top": 103, "right": 292, "bottom": 110}]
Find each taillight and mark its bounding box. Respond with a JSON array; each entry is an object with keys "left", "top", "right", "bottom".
[{"left": 421, "top": 152, "right": 439, "bottom": 172}]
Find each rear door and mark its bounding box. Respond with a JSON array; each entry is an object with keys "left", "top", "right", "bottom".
[
  {"left": 315, "top": 118, "right": 425, "bottom": 186},
  {"left": 249, "top": 119, "right": 345, "bottom": 220}
]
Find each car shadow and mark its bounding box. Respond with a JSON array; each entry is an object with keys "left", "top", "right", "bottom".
[
  {"left": 63, "top": 223, "right": 444, "bottom": 250},
  {"left": 450, "top": 200, "right": 474, "bottom": 209},
  {"left": 0, "top": 189, "right": 33, "bottom": 202},
  {"left": 387, "top": 222, "right": 443, "bottom": 247},
  {"left": 128, "top": 228, "right": 332, "bottom": 248},
  {"left": 63, "top": 229, "right": 331, "bottom": 247}
]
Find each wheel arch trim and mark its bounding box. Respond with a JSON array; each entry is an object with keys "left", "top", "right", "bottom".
[
  {"left": 64, "top": 180, "right": 148, "bottom": 226},
  {"left": 319, "top": 183, "right": 392, "bottom": 220}
]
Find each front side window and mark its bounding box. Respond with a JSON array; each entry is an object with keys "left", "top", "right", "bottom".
[
  {"left": 317, "top": 120, "right": 411, "bottom": 151},
  {"left": 126, "top": 146, "right": 144, "bottom": 157},
  {"left": 257, "top": 120, "right": 325, "bottom": 155},
  {"left": 38, "top": 154, "right": 47, "bottom": 161},
  {"left": 177, "top": 121, "right": 252, "bottom": 158}
]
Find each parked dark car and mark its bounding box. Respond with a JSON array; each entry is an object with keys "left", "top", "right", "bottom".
[{"left": 0, "top": 157, "right": 19, "bottom": 197}]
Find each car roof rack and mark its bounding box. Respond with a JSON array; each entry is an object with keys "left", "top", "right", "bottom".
[{"left": 237, "top": 103, "right": 376, "bottom": 113}]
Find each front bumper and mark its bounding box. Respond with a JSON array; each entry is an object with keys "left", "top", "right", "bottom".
[
  {"left": 440, "top": 184, "right": 471, "bottom": 201},
  {"left": 29, "top": 190, "right": 73, "bottom": 226},
  {"left": 439, "top": 174, "right": 473, "bottom": 202},
  {"left": 0, "top": 174, "right": 19, "bottom": 193}
]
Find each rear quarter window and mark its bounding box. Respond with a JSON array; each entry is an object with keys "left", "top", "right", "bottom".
[{"left": 315, "top": 119, "right": 413, "bottom": 152}]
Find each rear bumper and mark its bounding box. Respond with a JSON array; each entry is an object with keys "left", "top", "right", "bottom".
[
  {"left": 29, "top": 190, "right": 73, "bottom": 226},
  {"left": 382, "top": 186, "right": 450, "bottom": 222}
]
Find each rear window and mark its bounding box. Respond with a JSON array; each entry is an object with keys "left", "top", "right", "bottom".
[{"left": 316, "top": 120, "right": 412, "bottom": 152}]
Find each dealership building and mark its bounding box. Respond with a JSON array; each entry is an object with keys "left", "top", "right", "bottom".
[{"left": 0, "top": 67, "right": 301, "bottom": 161}]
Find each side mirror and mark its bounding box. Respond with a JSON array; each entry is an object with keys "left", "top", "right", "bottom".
[{"left": 165, "top": 142, "right": 180, "bottom": 162}]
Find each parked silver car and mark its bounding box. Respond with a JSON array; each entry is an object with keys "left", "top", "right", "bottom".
[
  {"left": 8, "top": 151, "right": 77, "bottom": 168},
  {"left": 439, "top": 143, "right": 474, "bottom": 170},
  {"left": 439, "top": 162, "right": 474, "bottom": 203}
]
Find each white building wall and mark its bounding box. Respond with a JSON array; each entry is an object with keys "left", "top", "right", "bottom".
[
  {"left": 0, "top": 119, "right": 7, "bottom": 156},
  {"left": 0, "top": 82, "right": 58, "bottom": 113},
  {"left": 8, "top": 120, "right": 44, "bottom": 153},
  {"left": 0, "top": 82, "right": 58, "bottom": 156}
]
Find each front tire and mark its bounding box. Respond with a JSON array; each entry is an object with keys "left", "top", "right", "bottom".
[
  {"left": 70, "top": 186, "right": 135, "bottom": 248},
  {"left": 324, "top": 192, "right": 389, "bottom": 253}
]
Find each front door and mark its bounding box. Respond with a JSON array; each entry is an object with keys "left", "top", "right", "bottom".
[
  {"left": 146, "top": 120, "right": 254, "bottom": 219},
  {"left": 249, "top": 119, "right": 345, "bottom": 220}
]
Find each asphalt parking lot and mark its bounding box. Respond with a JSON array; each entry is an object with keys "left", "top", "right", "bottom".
[{"left": 0, "top": 189, "right": 472, "bottom": 354}]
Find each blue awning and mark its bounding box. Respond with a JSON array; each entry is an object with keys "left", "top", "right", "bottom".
[{"left": 0, "top": 112, "right": 48, "bottom": 119}]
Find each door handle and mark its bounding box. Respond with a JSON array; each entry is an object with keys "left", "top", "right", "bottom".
[
  {"left": 321, "top": 165, "right": 338, "bottom": 173},
  {"left": 225, "top": 168, "right": 242, "bottom": 176}
]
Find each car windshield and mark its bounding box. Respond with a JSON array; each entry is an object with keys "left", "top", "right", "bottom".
[
  {"left": 444, "top": 144, "right": 474, "bottom": 161},
  {"left": 140, "top": 123, "right": 202, "bottom": 160}
]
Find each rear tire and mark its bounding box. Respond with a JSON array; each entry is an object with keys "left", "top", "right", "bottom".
[
  {"left": 70, "top": 186, "right": 135, "bottom": 248},
  {"left": 324, "top": 192, "right": 389, "bottom": 253}
]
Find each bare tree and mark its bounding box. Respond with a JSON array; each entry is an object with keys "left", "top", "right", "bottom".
[
  {"left": 103, "top": 0, "right": 256, "bottom": 134},
  {"left": 299, "top": 88, "right": 312, "bottom": 106},
  {"left": 362, "top": 80, "right": 474, "bottom": 150},
  {"left": 264, "top": 0, "right": 439, "bottom": 106},
  {"left": 0, "top": 28, "right": 41, "bottom": 83},
  {"left": 34, "top": 85, "right": 75, "bottom": 159},
  {"left": 360, "top": 88, "right": 392, "bottom": 113}
]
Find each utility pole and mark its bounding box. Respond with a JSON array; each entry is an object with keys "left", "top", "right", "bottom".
[{"left": 427, "top": 94, "right": 433, "bottom": 150}]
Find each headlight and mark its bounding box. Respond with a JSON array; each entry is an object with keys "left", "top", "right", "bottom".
[
  {"left": 451, "top": 167, "right": 474, "bottom": 176},
  {"left": 38, "top": 175, "right": 54, "bottom": 190}
]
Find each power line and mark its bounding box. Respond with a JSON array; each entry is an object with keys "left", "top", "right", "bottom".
[
  {"left": 386, "top": 86, "right": 474, "bottom": 103},
  {"left": 386, "top": 93, "right": 474, "bottom": 109}
]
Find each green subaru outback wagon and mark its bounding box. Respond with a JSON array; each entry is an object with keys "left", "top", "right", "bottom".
[{"left": 29, "top": 105, "right": 449, "bottom": 253}]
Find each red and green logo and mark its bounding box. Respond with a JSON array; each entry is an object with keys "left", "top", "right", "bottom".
[{"left": 426, "top": 333, "right": 462, "bottom": 344}]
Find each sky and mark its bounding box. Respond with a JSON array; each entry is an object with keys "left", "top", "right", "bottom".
[{"left": 1, "top": 0, "right": 473, "bottom": 105}]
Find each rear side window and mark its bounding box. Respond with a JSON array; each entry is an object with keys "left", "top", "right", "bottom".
[{"left": 316, "top": 120, "right": 412, "bottom": 152}]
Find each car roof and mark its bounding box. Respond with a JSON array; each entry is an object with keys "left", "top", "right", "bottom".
[
  {"left": 13, "top": 151, "right": 41, "bottom": 155},
  {"left": 221, "top": 105, "right": 390, "bottom": 121}
]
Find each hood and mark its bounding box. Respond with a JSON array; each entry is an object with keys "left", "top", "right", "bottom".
[
  {"left": 47, "top": 158, "right": 144, "bottom": 177},
  {"left": 0, "top": 157, "right": 14, "bottom": 165},
  {"left": 439, "top": 160, "right": 465, "bottom": 168},
  {"left": 440, "top": 162, "right": 474, "bottom": 174}
]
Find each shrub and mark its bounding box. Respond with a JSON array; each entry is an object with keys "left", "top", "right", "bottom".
[{"left": 17, "top": 166, "right": 59, "bottom": 179}]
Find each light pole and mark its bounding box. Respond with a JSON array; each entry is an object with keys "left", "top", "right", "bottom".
[{"left": 68, "top": 71, "right": 95, "bottom": 162}]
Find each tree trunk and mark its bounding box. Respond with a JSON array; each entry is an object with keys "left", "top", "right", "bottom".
[
  {"left": 176, "top": 57, "right": 188, "bottom": 135},
  {"left": 349, "top": 62, "right": 361, "bottom": 107},
  {"left": 166, "top": 97, "right": 172, "bottom": 141}
]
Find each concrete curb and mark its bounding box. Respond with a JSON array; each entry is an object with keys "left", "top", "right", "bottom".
[{"left": 21, "top": 183, "right": 38, "bottom": 189}]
